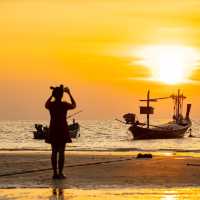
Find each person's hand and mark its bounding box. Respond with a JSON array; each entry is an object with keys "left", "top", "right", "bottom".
[
  {"left": 64, "top": 87, "right": 70, "bottom": 94},
  {"left": 52, "top": 89, "right": 56, "bottom": 97}
]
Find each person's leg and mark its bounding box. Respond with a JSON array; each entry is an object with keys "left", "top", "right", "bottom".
[
  {"left": 58, "top": 144, "right": 66, "bottom": 178},
  {"left": 51, "top": 144, "right": 58, "bottom": 178}
]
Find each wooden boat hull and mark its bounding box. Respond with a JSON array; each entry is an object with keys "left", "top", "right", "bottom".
[
  {"left": 68, "top": 123, "right": 80, "bottom": 138},
  {"left": 33, "top": 123, "right": 80, "bottom": 140},
  {"left": 129, "top": 121, "right": 191, "bottom": 140}
]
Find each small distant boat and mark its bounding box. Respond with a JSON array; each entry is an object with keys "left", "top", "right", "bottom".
[
  {"left": 122, "top": 90, "right": 192, "bottom": 140},
  {"left": 33, "top": 122, "right": 80, "bottom": 140}
]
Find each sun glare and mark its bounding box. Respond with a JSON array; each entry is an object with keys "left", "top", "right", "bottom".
[{"left": 134, "top": 45, "right": 199, "bottom": 84}]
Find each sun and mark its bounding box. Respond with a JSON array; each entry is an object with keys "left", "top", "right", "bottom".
[{"left": 134, "top": 45, "right": 199, "bottom": 84}]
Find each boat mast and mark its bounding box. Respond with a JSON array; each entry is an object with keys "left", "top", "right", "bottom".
[
  {"left": 174, "top": 89, "right": 185, "bottom": 122},
  {"left": 177, "top": 89, "right": 180, "bottom": 121},
  {"left": 147, "top": 90, "right": 150, "bottom": 128}
]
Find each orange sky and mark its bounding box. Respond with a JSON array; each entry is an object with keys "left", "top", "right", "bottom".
[{"left": 1, "top": 0, "right": 200, "bottom": 120}]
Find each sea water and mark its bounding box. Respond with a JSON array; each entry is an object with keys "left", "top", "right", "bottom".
[{"left": 0, "top": 119, "right": 199, "bottom": 152}]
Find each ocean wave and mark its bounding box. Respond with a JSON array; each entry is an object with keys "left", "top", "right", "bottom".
[{"left": 0, "top": 120, "right": 200, "bottom": 152}]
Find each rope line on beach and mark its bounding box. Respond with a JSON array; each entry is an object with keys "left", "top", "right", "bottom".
[
  {"left": 0, "top": 158, "right": 134, "bottom": 178},
  {"left": 187, "top": 163, "right": 200, "bottom": 167}
]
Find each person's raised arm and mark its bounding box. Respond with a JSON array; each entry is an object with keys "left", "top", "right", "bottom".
[
  {"left": 45, "top": 95, "right": 53, "bottom": 109},
  {"left": 64, "top": 88, "right": 76, "bottom": 109}
]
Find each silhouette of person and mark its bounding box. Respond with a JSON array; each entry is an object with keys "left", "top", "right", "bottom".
[{"left": 45, "top": 85, "right": 76, "bottom": 179}]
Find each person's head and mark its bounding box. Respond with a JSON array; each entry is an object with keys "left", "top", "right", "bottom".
[{"left": 51, "top": 85, "right": 64, "bottom": 101}]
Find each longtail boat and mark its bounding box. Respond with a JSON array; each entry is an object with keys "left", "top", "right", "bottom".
[
  {"left": 33, "top": 122, "right": 80, "bottom": 140},
  {"left": 123, "top": 90, "right": 192, "bottom": 140}
]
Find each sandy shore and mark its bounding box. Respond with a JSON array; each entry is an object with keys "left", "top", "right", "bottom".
[
  {"left": 0, "top": 151, "right": 200, "bottom": 199},
  {"left": 0, "top": 151, "right": 200, "bottom": 189}
]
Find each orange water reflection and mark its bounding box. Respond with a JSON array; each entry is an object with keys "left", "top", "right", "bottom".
[
  {"left": 161, "top": 191, "right": 178, "bottom": 200},
  {"left": 0, "top": 187, "right": 200, "bottom": 200}
]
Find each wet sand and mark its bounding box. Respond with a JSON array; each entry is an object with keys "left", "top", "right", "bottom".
[{"left": 0, "top": 151, "right": 200, "bottom": 199}]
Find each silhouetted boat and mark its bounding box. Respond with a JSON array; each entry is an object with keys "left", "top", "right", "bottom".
[
  {"left": 33, "top": 122, "right": 80, "bottom": 140},
  {"left": 123, "top": 90, "right": 192, "bottom": 140}
]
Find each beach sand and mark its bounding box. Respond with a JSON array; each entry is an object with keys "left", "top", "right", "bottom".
[{"left": 0, "top": 151, "right": 200, "bottom": 199}]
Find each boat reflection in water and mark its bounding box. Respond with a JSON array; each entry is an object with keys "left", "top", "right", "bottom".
[{"left": 123, "top": 90, "right": 192, "bottom": 140}]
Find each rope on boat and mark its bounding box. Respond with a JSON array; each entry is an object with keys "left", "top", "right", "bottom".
[
  {"left": 67, "top": 110, "right": 83, "bottom": 119},
  {"left": 0, "top": 158, "right": 134, "bottom": 178},
  {"left": 115, "top": 119, "right": 127, "bottom": 125}
]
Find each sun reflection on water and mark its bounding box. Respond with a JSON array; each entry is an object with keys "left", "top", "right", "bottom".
[{"left": 161, "top": 191, "right": 178, "bottom": 200}]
